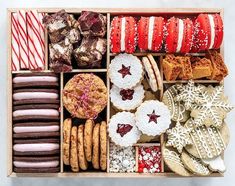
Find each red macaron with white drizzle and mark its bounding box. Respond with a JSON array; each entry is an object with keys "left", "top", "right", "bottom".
[
  {"left": 110, "top": 16, "right": 137, "bottom": 53},
  {"left": 165, "top": 17, "right": 194, "bottom": 53},
  {"left": 191, "top": 14, "right": 223, "bottom": 52},
  {"left": 138, "top": 16, "right": 165, "bottom": 52}
]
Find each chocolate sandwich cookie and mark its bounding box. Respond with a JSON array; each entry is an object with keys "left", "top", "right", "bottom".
[
  {"left": 13, "top": 81, "right": 59, "bottom": 89},
  {"left": 13, "top": 115, "right": 60, "bottom": 122},
  {"left": 13, "top": 132, "right": 60, "bottom": 139},
  {"left": 13, "top": 138, "right": 60, "bottom": 156},
  {"left": 13, "top": 104, "right": 59, "bottom": 111},
  {"left": 13, "top": 99, "right": 60, "bottom": 106},
  {"left": 14, "top": 167, "right": 60, "bottom": 173},
  {"left": 14, "top": 72, "right": 58, "bottom": 77}
]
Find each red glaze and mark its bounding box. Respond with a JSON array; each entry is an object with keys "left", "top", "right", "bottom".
[
  {"left": 165, "top": 17, "right": 179, "bottom": 53},
  {"left": 138, "top": 16, "right": 165, "bottom": 51},
  {"left": 110, "top": 16, "right": 137, "bottom": 53}
]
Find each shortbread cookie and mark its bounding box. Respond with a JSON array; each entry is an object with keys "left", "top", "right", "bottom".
[
  {"left": 100, "top": 121, "right": 107, "bottom": 171},
  {"left": 110, "top": 84, "right": 145, "bottom": 111},
  {"left": 108, "top": 112, "right": 141, "bottom": 147},
  {"left": 181, "top": 150, "right": 211, "bottom": 176},
  {"left": 78, "top": 125, "right": 88, "bottom": 170},
  {"left": 63, "top": 118, "right": 72, "bottom": 165},
  {"left": 201, "top": 155, "right": 226, "bottom": 173},
  {"left": 185, "top": 119, "right": 230, "bottom": 159},
  {"left": 84, "top": 119, "right": 94, "bottom": 162},
  {"left": 162, "top": 142, "right": 192, "bottom": 176},
  {"left": 92, "top": 123, "right": 100, "bottom": 169},
  {"left": 70, "top": 126, "right": 79, "bottom": 172},
  {"left": 162, "top": 85, "right": 190, "bottom": 122},
  {"left": 135, "top": 100, "right": 171, "bottom": 136},
  {"left": 109, "top": 53, "right": 143, "bottom": 89}
]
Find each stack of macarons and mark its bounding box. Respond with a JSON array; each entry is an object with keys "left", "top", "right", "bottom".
[
  {"left": 12, "top": 72, "right": 60, "bottom": 173},
  {"left": 110, "top": 13, "right": 223, "bottom": 54}
]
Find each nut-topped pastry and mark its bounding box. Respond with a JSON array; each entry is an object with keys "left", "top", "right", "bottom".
[{"left": 62, "top": 73, "right": 107, "bottom": 119}]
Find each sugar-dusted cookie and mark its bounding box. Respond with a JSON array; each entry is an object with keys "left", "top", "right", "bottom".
[
  {"left": 92, "top": 123, "right": 100, "bottom": 169},
  {"left": 63, "top": 118, "right": 72, "bottom": 165},
  {"left": 78, "top": 125, "right": 88, "bottom": 170},
  {"left": 162, "top": 85, "right": 190, "bottom": 122},
  {"left": 185, "top": 119, "right": 230, "bottom": 159},
  {"left": 100, "top": 121, "right": 107, "bottom": 171},
  {"left": 201, "top": 155, "right": 226, "bottom": 173},
  {"left": 70, "top": 126, "right": 79, "bottom": 172},
  {"left": 181, "top": 150, "right": 211, "bottom": 176},
  {"left": 162, "top": 142, "right": 192, "bottom": 176},
  {"left": 84, "top": 119, "right": 94, "bottom": 162}
]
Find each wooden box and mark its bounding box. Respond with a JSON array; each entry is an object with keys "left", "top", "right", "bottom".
[{"left": 7, "top": 8, "right": 224, "bottom": 177}]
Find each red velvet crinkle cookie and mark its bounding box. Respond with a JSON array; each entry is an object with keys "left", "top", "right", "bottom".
[
  {"left": 165, "top": 17, "right": 194, "bottom": 53},
  {"left": 138, "top": 16, "right": 165, "bottom": 52},
  {"left": 110, "top": 16, "right": 137, "bottom": 53},
  {"left": 191, "top": 14, "right": 223, "bottom": 52}
]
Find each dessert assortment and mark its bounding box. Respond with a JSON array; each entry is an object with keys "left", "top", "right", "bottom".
[{"left": 8, "top": 8, "right": 234, "bottom": 177}]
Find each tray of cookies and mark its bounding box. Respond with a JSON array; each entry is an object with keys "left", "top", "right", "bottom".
[{"left": 7, "top": 8, "right": 233, "bottom": 177}]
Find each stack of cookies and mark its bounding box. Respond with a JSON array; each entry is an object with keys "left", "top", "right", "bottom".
[
  {"left": 12, "top": 72, "right": 60, "bottom": 173},
  {"left": 63, "top": 119, "right": 107, "bottom": 172}
]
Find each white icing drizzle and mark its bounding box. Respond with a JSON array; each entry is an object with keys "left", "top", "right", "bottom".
[
  {"left": 121, "top": 17, "right": 126, "bottom": 51},
  {"left": 148, "top": 17, "right": 155, "bottom": 50},
  {"left": 176, "top": 19, "right": 184, "bottom": 52},
  {"left": 208, "top": 15, "right": 215, "bottom": 49}
]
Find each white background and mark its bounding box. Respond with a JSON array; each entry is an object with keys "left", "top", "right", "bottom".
[{"left": 0, "top": 0, "right": 235, "bottom": 185}]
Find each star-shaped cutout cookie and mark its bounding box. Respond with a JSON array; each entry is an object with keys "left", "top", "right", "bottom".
[
  {"left": 147, "top": 110, "right": 160, "bottom": 124},
  {"left": 166, "top": 122, "right": 192, "bottom": 153},
  {"left": 118, "top": 64, "right": 132, "bottom": 78}
]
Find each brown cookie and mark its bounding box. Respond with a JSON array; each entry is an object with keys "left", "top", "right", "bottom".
[
  {"left": 13, "top": 104, "right": 59, "bottom": 111},
  {"left": 13, "top": 99, "right": 60, "bottom": 106},
  {"left": 78, "top": 125, "right": 88, "bottom": 170},
  {"left": 70, "top": 126, "right": 79, "bottom": 172},
  {"left": 13, "top": 132, "right": 60, "bottom": 139},
  {"left": 14, "top": 167, "right": 60, "bottom": 173},
  {"left": 63, "top": 118, "right": 72, "bottom": 165},
  {"left": 13, "top": 115, "right": 60, "bottom": 122},
  {"left": 84, "top": 119, "right": 94, "bottom": 162},
  {"left": 92, "top": 123, "right": 100, "bottom": 169},
  {"left": 100, "top": 121, "right": 107, "bottom": 171},
  {"left": 13, "top": 89, "right": 59, "bottom": 94},
  {"left": 14, "top": 72, "right": 58, "bottom": 77},
  {"left": 13, "top": 82, "right": 59, "bottom": 89}
]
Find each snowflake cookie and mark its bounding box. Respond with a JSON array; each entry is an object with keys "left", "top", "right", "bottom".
[
  {"left": 191, "top": 85, "right": 234, "bottom": 128},
  {"left": 166, "top": 121, "right": 192, "bottom": 153},
  {"left": 135, "top": 100, "right": 171, "bottom": 136}
]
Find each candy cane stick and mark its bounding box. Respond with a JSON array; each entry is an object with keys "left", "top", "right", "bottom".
[
  {"left": 11, "top": 13, "right": 20, "bottom": 71},
  {"left": 38, "top": 12, "right": 45, "bottom": 55},
  {"left": 17, "top": 10, "right": 29, "bottom": 69}
]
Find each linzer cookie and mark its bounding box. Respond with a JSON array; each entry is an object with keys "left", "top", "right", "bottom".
[
  {"left": 108, "top": 112, "right": 141, "bottom": 147},
  {"left": 63, "top": 73, "right": 107, "bottom": 119},
  {"left": 109, "top": 54, "right": 143, "bottom": 89}
]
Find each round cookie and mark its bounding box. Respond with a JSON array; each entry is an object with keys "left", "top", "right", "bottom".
[
  {"left": 92, "top": 123, "right": 100, "bottom": 169},
  {"left": 63, "top": 118, "right": 72, "bottom": 165},
  {"left": 78, "top": 125, "right": 88, "bottom": 170},
  {"left": 181, "top": 150, "right": 211, "bottom": 176},
  {"left": 185, "top": 119, "right": 230, "bottom": 159},
  {"left": 84, "top": 119, "right": 94, "bottom": 162},
  {"left": 100, "top": 121, "right": 107, "bottom": 171},
  {"left": 162, "top": 142, "right": 192, "bottom": 176},
  {"left": 70, "top": 126, "right": 79, "bottom": 172}
]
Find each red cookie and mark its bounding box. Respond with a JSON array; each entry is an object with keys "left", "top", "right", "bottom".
[
  {"left": 165, "top": 17, "right": 193, "bottom": 53},
  {"left": 110, "top": 16, "right": 137, "bottom": 53},
  {"left": 138, "top": 16, "right": 165, "bottom": 52},
  {"left": 191, "top": 14, "right": 223, "bottom": 52}
]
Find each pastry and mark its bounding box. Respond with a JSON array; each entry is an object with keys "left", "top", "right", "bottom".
[
  {"left": 176, "top": 56, "right": 193, "bottom": 80},
  {"left": 162, "top": 54, "right": 182, "bottom": 81},
  {"left": 110, "top": 16, "right": 137, "bottom": 53},
  {"left": 191, "top": 57, "right": 213, "bottom": 79},
  {"left": 135, "top": 100, "right": 171, "bottom": 136},
  {"left": 165, "top": 17, "right": 193, "bottom": 53},
  {"left": 206, "top": 49, "right": 228, "bottom": 81},
  {"left": 192, "top": 14, "right": 223, "bottom": 52},
  {"left": 78, "top": 11, "right": 106, "bottom": 37},
  {"left": 63, "top": 73, "right": 107, "bottom": 119},
  {"left": 84, "top": 119, "right": 94, "bottom": 162},
  {"left": 109, "top": 54, "right": 143, "bottom": 89},
  {"left": 100, "top": 121, "right": 107, "bottom": 171},
  {"left": 77, "top": 125, "right": 88, "bottom": 170},
  {"left": 138, "top": 16, "right": 165, "bottom": 51},
  {"left": 70, "top": 126, "right": 79, "bottom": 172},
  {"left": 110, "top": 84, "right": 145, "bottom": 111},
  {"left": 92, "top": 123, "right": 100, "bottom": 169},
  {"left": 108, "top": 112, "right": 141, "bottom": 147},
  {"left": 63, "top": 118, "right": 72, "bottom": 165}
]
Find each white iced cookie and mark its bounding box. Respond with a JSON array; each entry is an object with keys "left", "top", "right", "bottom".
[{"left": 201, "top": 155, "right": 226, "bottom": 173}]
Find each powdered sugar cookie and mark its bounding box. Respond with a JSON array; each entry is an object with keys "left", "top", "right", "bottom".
[
  {"left": 109, "top": 54, "right": 143, "bottom": 89},
  {"left": 110, "top": 84, "right": 145, "bottom": 111},
  {"left": 108, "top": 112, "right": 141, "bottom": 147},
  {"left": 135, "top": 100, "right": 171, "bottom": 136}
]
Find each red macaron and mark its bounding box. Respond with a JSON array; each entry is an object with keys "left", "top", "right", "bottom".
[
  {"left": 165, "top": 17, "right": 194, "bottom": 53},
  {"left": 110, "top": 16, "right": 137, "bottom": 53},
  {"left": 191, "top": 14, "right": 223, "bottom": 52},
  {"left": 138, "top": 16, "right": 165, "bottom": 52}
]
